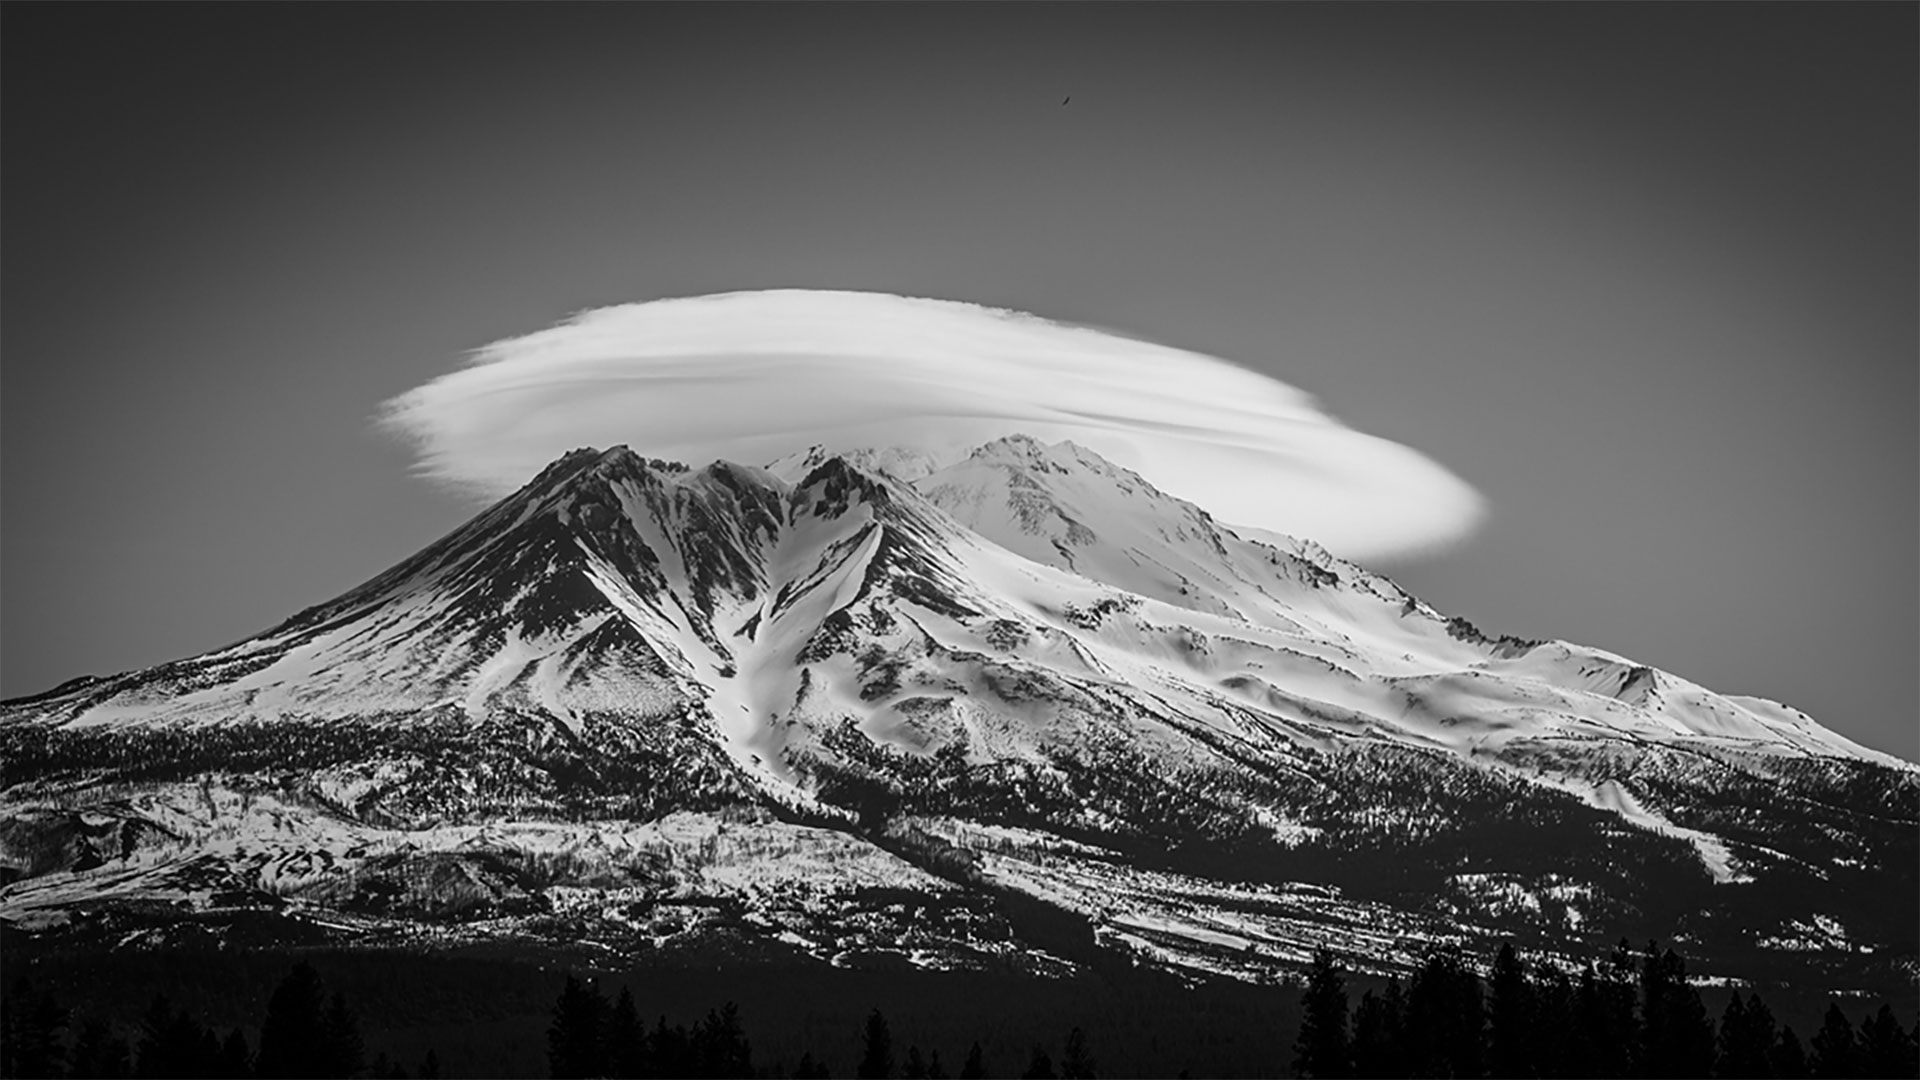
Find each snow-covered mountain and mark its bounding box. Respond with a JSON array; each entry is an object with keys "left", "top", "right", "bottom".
[{"left": 2, "top": 439, "right": 1913, "bottom": 989}]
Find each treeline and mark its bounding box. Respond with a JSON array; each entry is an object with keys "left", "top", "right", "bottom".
[
  {"left": 0, "top": 965, "right": 439, "bottom": 1080},
  {"left": 0, "top": 710, "right": 754, "bottom": 826},
  {"left": 1291, "top": 940, "right": 1920, "bottom": 1079},
  {"left": 545, "top": 978, "right": 1094, "bottom": 1079},
  {"left": 8, "top": 944, "right": 1916, "bottom": 1079}
]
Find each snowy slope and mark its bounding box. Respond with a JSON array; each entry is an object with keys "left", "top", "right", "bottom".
[{"left": 915, "top": 435, "right": 1895, "bottom": 767}]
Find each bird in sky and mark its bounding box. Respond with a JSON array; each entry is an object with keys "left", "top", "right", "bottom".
[{"left": 1062, "top": 96, "right": 1071, "bottom": 105}]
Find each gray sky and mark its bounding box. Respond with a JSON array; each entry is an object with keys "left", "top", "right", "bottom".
[{"left": 3, "top": 4, "right": 1914, "bottom": 761}]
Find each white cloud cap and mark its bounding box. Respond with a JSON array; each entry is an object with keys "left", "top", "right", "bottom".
[{"left": 383, "top": 289, "right": 1483, "bottom": 560}]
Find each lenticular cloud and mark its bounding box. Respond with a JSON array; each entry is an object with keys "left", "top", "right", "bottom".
[{"left": 382, "top": 289, "right": 1482, "bottom": 560}]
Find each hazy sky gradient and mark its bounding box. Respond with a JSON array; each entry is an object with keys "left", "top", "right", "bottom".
[{"left": 4, "top": 4, "right": 1914, "bottom": 760}]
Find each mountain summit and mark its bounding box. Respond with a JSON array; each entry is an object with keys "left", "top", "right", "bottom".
[{"left": 2, "top": 439, "right": 1913, "bottom": 988}]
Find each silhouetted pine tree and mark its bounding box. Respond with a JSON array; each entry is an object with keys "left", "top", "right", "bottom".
[
  {"left": 1636, "top": 943, "right": 1714, "bottom": 1078},
  {"left": 1293, "top": 948, "right": 1353, "bottom": 1079},
  {"left": 1717, "top": 992, "right": 1777, "bottom": 1079},
  {"left": 69, "top": 1014, "right": 134, "bottom": 1080},
  {"left": 322, "top": 991, "right": 366, "bottom": 1079},
  {"left": 546, "top": 975, "right": 608, "bottom": 1079},
  {"left": 1716, "top": 990, "right": 1748, "bottom": 1077},
  {"left": 0, "top": 981, "right": 20, "bottom": 1080},
  {"left": 653, "top": 1015, "right": 694, "bottom": 1078},
  {"left": 199, "top": 1028, "right": 225, "bottom": 1077},
  {"left": 1859, "top": 1004, "right": 1919, "bottom": 1079},
  {"left": 1532, "top": 966, "right": 1580, "bottom": 1078},
  {"left": 959, "top": 1042, "right": 986, "bottom": 1079},
  {"left": 135, "top": 993, "right": 217, "bottom": 1079},
  {"left": 904, "top": 1045, "right": 928, "bottom": 1079},
  {"left": 418, "top": 1048, "right": 443, "bottom": 1079},
  {"left": 256, "top": 963, "right": 331, "bottom": 1079},
  {"left": 213, "top": 1028, "right": 252, "bottom": 1079},
  {"left": 1810, "top": 1003, "right": 1863, "bottom": 1079},
  {"left": 1772, "top": 1026, "right": 1811, "bottom": 1079},
  {"left": 1405, "top": 947, "right": 1483, "bottom": 1078},
  {"left": 1488, "top": 943, "right": 1535, "bottom": 1078},
  {"left": 1352, "top": 982, "right": 1407, "bottom": 1079},
  {"left": 605, "top": 986, "right": 643, "bottom": 1079},
  {"left": 1575, "top": 942, "right": 1639, "bottom": 1079},
  {"left": 858, "top": 1010, "right": 894, "bottom": 1079},
  {"left": 1021, "top": 1045, "right": 1056, "bottom": 1080},
  {"left": 694, "top": 1002, "right": 752, "bottom": 1078},
  {"left": 2, "top": 979, "right": 69, "bottom": 1080},
  {"left": 794, "top": 1050, "right": 832, "bottom": 1079},
  {"left": 927, "top": 1048, "right": 949, "bottom": 1079},
  {"left": 1060, "top": 1027, "right": 1095, "bottom": 1080}
]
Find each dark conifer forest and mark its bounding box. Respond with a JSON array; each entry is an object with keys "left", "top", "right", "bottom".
[
  {"left": 1286, "top": 941, "right": 1917, "bottom": 1079},
  {"left": 2, "top": 934, "right": 1915, "bottom": 1079}
]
